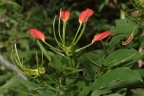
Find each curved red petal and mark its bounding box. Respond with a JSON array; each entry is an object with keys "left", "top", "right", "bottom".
[
  {"left": 92, "top": 31, "right": 112, "bottom": 42},
  {"left": 79, "top": 8, "right": 94, "bottom": 23},
  {"left": 122, "top": 34, "right": 133, "bottom": 45},
  {"left": 60, "top": 11, "right": 70, "bottom": 22},
  {"left": 29, "top": 28, "right": 45, "bottom": 41}
]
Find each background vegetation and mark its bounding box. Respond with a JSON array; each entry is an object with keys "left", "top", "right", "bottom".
[{"left": 0, "top": 0, "right": 140, "bottom": 95}]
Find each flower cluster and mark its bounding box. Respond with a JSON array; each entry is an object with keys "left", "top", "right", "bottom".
[{"left": 28, "top": 8, "right": 112, "bottom": 53}]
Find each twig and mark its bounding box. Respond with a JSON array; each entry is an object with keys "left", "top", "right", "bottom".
[{"left": 0, "top": 53, "right": 28, "bottom": 80}]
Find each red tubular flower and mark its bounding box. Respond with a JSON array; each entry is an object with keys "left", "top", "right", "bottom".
[
  {"left": 92, "top": 31, "right": 112, "bottom": 43},
  {"left": 79, "top": 8, "right": 94, "bottom": 23},
  {"left": 60, "top": 10, "right": 70, "bottom": 22},
  {"left": 29, "top": 28, "right": 45, "bottom": 41},
  {"left": 122, "top": 34, "right": 133, "bottom": 45}
]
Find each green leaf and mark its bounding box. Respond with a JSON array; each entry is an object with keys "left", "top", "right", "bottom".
[
  {"left": 14, "top": 77, "right": 55, "bottom": 96},
  {"left": 107, "top": 94, "right": 123, "bottom": 96},
  {"left": 91, "top": 89, "right": 112, "bottom": 96},
  {"left": 63, "top": 68, "right": 83, "bottom": 76},
  {"left": 0, "top": 76, "right": 20, "bottom": 94},
  {"left": 15, "top": 85, "right": 30, "bottom": 96},
  {"left": 135, "top": 69, "right": 144, "bottom": 79},
  {"left": 0, "top": 73, "right": 12, "bottom": 83},
  {"left": 37, "top": 40, "right": 51, "bottom": 61},
  {"left": 103, "top": 48, "right": 141, "bottom": 68},
  {"left": 109, "top": 34, "right": 126, "bottom": 48},
  {"left": 92, "top": 68, "right": 142, "bottom": 87},
  {"left": 49, "top": 55, "right": 62, "bottom": 69},
  {"left": 79, "top": 68, "right": 143, "bottom": 96},
  {"left": 111, "top": 18, "right": 138, "bottom": 35},
  {"left": 78, "top": 50, "right": 103, "bottom": 66}
]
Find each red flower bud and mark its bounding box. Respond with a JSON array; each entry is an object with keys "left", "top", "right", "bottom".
[
  {"left": 60, "top": 10, "right": 70, "bottom": 22},
  {"left": 122, "top": 34, "right": 133, "bottom": 45},
  {"left": 79, "top": 8, "right": 94, "bottom": 23},
  {"left": 29, "top": 28, "right": 45, "bottom": 41},
  {"left": 92, "top": 31, "right": 112, "bottom": 43}
]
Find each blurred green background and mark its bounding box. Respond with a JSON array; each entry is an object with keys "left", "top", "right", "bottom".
[{"left": 0, "top": 0, "right": 130, "bottom": 95}]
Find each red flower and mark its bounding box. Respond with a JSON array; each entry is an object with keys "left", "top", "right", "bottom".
[
  {"left": 92, "top": 31, "right": 112, "bottom": 43},
  {"left": 29, "top": 28, "right": 45, "bottom": 41},
  {"left": 122, "top": 34, "right": 133, "bottom": 45},
  {"left": 60, "top": 10, "right": 70, "bottom": 22},
  {"left": 79, "top": 8, "right": 94, "bottom": 23}
]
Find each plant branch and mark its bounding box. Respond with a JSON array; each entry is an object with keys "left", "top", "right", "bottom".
[{"left": 0, "top": 53, "right": 28, "bottom": 80}]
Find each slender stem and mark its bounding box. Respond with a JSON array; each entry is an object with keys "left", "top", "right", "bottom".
[
  {"left": 43, "top": 82, "right": 60, "bottom": 91},
  {"left": 58, "top": 13, "right": 63, "bottom": 43},
  {"left": 101, "top": 41, "right": 106, "bottom": 53},
  {"left": 64, "top": 48, "right": 73, "bottom": 67},
  {"left": 44, "top": 74, "right": 60, "bottom": 86},
  {"left": 43, "top": 41, "right": 62, "bottom": 52},
  {"left": 71, "top": 45, "right": 77, "bottom": 68},
  {"left": 14, "top": 44, "right": 22, "bottom": 65},
  {"left": 75, "top": 43, "right": 93, "bottom": 53},
  {"left": 53, "top": 16, "right": 63, "bottom": 48},
  {"left": 67, "top": 55, "right": 72, "bottom": 67},
  {"left": 72, "top": 23, "right": 82, "bottom": 44},
  {"left": 130, "top": 0, "right": 139, "bottom": 10},
  {"left": 62, "top": 22, "right": 67, "bottom": 46},
  {"left": 73, "top": 22, "right": 86, "bottom": 45}
]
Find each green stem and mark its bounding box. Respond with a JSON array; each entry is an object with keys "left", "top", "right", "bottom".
[
  {"left": 67, "top": 55, "right": 72, "bottom": 67},
  {"left": 101, "top": 40, "right": 106, "bottom": 55},
  {"left": 58, "top": 14, "right": 63, "bottom": 43},
  {"left": 71, "top": 44, "right": 77, "bottom": 68},
  {"left": 72, "top": 23, "right": 82, "bottom": 44},
  {"left": 75, "top": 43, "right": 93, "bottom": 53},
  {"left": 73, "top": 22, "right": 86, "bottom": 45},
  {"left": 43, "top": 41, "right": 62, "bottom": 52},
  {"left": 62, "top": 22, "right": 67, "bottom": 46},
  {"left": 44, "top": 74, "right": 60, "bottom": 86},
  {"left": 43, "top": 82, "right": 60, "bottom": 91},
  {"left": 53, "top": 16, "right": 63, "bottom": 49}
]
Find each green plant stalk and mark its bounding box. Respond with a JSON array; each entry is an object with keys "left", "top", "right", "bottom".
[
  {"left": 44, "top": 74, "right": 60, "bottom": 86},
  {"left": 71, "top": 44, "right": 77, "bottom": 68},
  {"left": 65, "top": 49, "right": 73, "bottom": 67},
  {"left": 36, "top": 52, "right": 40, "bottom": 74},
  {"left": 11, "top": 44, "right": 25, "bottom": 72},
  {"left": 12, "top": 47, "right": 44, "bottom": 78},
  {"left": 14, "top": 44, "right": 22, "bottom": 65},
  {"left": 41, "top": 51, "right": 44, "bottom": 67},
  {"left": 62, "top": 22, "right": 67, "bottom": 47},
  {"left": 72, "top": 23, "right": 82, "bottom": 44},
  {"left": 96, "top": 65, "right": 104, "bottom": 78},
  {"left": 75, "top": 42, "right": 93, "bottom": 53},
  {"left": 67, "top": 54, "right": 72, "bottom": 67},
  {"left": 43, "top": 41, "right": 62, "bottom": 52},
  {"left": 101, "top": 40, "right": 106, "bottom": 55},
  {"left": 73, "top": 22, "right": 87, "bottom": 45},
  {"left": 58, "top": 15, "right": 64, "bottom": 43},
  {"left": 95, "top": 40, "right": 107, "bottom": 78},
  {"left": 53, "top": 16, "right": 63, "bottom": 49},
  {"left": 43, "top": 81, "right": 60, "bottom": 92}
]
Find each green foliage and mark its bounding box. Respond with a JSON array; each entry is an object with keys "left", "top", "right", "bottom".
[
  {"left": 111, "top": 18, "right": 138, "bottom": 36},
  {"left": 104, "top": 48, "right": 141, "bottom": 68},
  {"left": 79, "top": 68, "right": 143, "bottom": 96},
  {"left": 1, "top": 0, "right": 144, "bottom": 96}
]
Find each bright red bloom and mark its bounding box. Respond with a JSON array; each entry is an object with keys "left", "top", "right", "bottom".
[
  {"left": 79, "top": 8, "right": 94, "bottom": 23},
  {"left": 92, "top": 31, "right": 112, "bottom": 43},
  {"left": 60, "top": 10, "right": 70, "bottom": 22},
  {"left": 29, "top": 28, "right": 45, "bottom": 41},
  {"left": 122, "top": 34, "right": 133, "bottom": 45}
]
